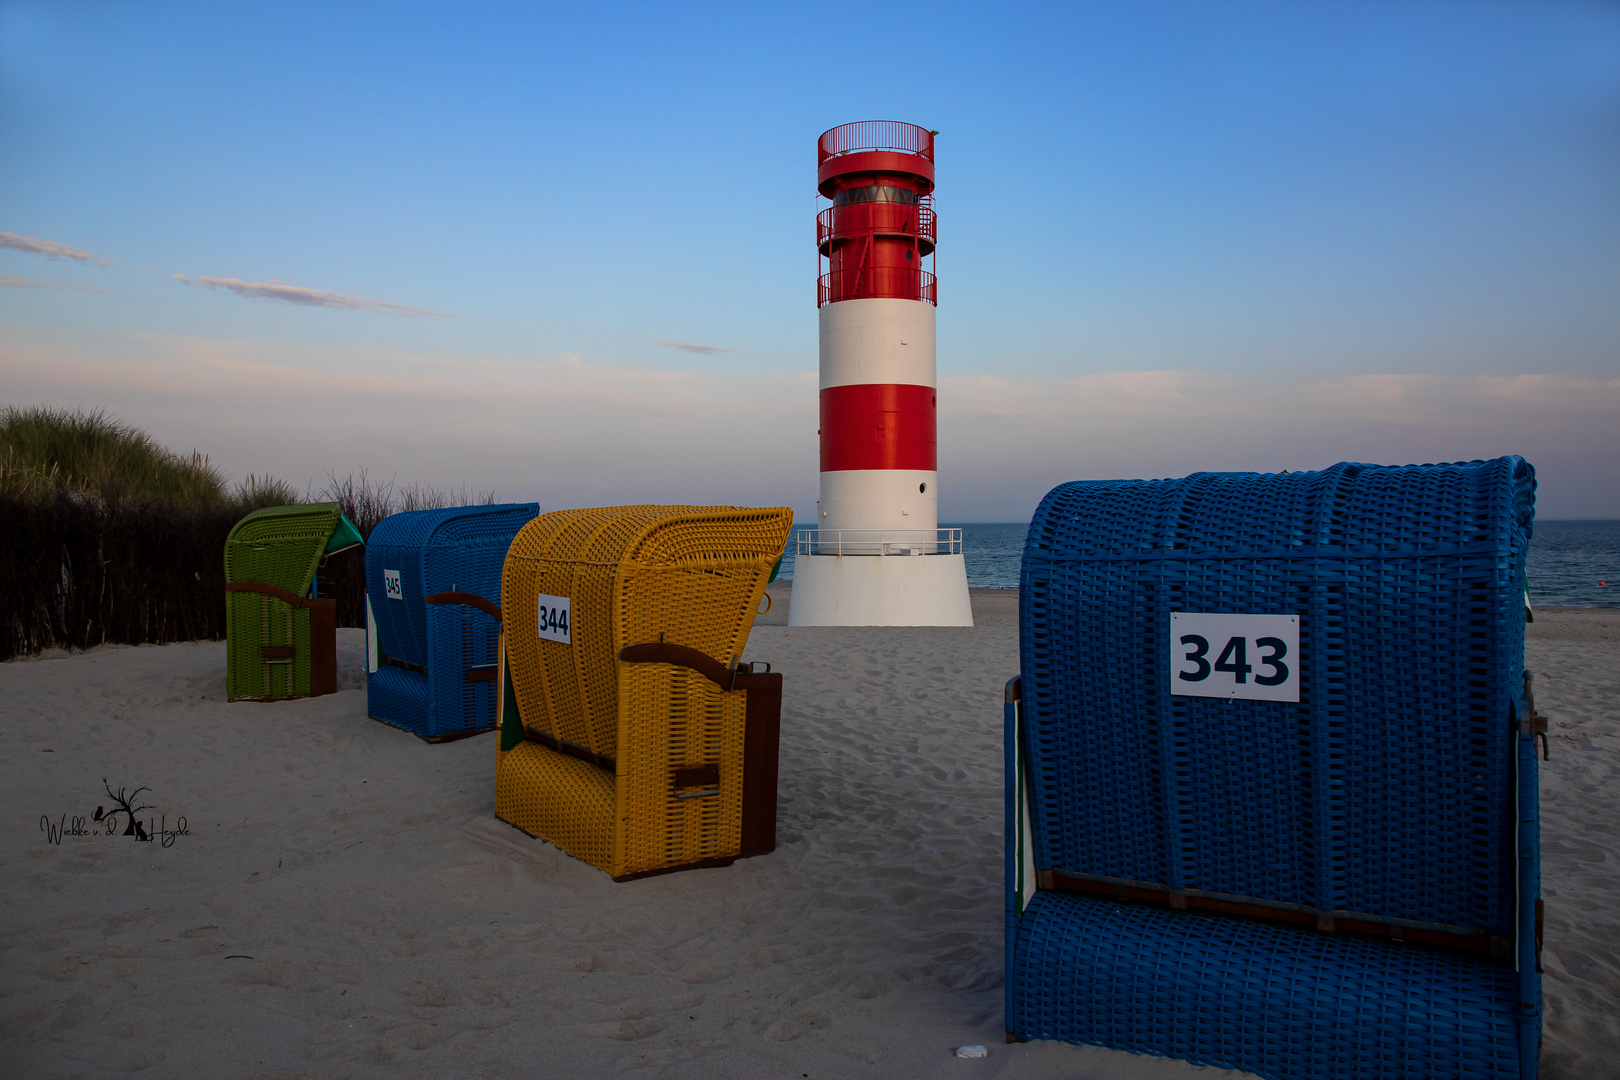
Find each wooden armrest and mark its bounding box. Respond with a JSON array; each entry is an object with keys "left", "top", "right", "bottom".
[
  {"left": 618, "top": 642, "right": 735, "bottom": 689},
  {"left": 227, "top": 581, "right": 319, "bottom": 608}
]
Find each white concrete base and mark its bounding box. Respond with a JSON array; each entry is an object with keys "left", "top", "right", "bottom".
[{"left": 787, "top": 553, "right": 973, "bottom": 627}]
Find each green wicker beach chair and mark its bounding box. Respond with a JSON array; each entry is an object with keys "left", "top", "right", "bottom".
[{"left": 225, "top": 503, "right": 363, "bottom": 701}]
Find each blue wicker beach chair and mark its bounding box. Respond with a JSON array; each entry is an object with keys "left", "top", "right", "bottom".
[
  {"left": 1005, "top": 458, "right": 1543, "bottom": 1079},
  {"left": 365, "top": 503, "right": 539, "bottom": 741}
]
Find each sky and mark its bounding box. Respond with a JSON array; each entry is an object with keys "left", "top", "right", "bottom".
[{"left": 3, "top": 0, "right": 1618, "bottom": 521}]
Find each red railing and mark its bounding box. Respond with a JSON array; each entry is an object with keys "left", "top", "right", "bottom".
[
  {"left": 817, "top": 201, "right": 936, "bottom": 251},
  {"left": 818, "top": 121, "right": 934, "bottom": 165},
  {"left": 818, "top": 269, "right": 936, "bottom": 308}
]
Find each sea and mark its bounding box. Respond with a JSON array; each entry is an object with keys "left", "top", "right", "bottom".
[{"left": 779, "top": 520, "right": 1620, "bottom": 608}]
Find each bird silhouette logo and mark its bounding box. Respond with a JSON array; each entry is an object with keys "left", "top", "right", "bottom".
[{"left": 93, "top": 779, "right": 153, "bottom": 840}]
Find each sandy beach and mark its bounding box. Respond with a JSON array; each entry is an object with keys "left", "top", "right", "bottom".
[{"left": 2, "top": 589, "right": 1615, "bottom": 1079}]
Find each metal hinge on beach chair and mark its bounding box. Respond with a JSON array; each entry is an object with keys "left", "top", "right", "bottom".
[{"left": 1523, "top": 671, "right": 1551, "bottom": 760}]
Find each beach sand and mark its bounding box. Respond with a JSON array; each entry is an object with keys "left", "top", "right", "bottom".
[{"left": 1, "top": 591, "right": 1614, "bottom": 1079}]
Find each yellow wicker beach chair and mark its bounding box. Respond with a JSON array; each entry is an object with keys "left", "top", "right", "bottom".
[{"left": 489, "top": 504, "right": 792, "bottom": 880}]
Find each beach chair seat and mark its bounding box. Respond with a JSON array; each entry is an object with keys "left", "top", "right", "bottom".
[
  {"left": 1010, "top": 891, "right": 1524, "bottom": 1077},
  {"left": 224, "top": 503, "right": 363, "bottom": 702},
  {"left": 1005, "top": 458, "right": 1542, "bottom": 1078},
  {"left": 363, "top": 503, "right": 538, "bottom": 741},
  {"left": 489, "top": 504, "right": 792, "bottom": 880}
]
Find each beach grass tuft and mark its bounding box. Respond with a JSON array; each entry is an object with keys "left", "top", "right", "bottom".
[
  {"left": 0, "top": 406, "right": 238, "bottom": 507},
  {"left": 316, "top": 467, "right": 496, "bottom": 536},
  {"left": 0, "top": 408, "right": 500, "bottom": 659}
]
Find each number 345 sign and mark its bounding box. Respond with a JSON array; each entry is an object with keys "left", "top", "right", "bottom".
[{"left": 1170, "top": 612, "right": 1299, "bottom": 703}]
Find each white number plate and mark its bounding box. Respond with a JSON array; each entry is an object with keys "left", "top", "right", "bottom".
[
  {"left": 536, "top": 594, "right": 572, "bottom": 644},
  {"left": 383, "top": 569, "right": 403, "bottom": 600},
  {"left": 1170, "top": 612, "right": 1299, "bottom": 702}
]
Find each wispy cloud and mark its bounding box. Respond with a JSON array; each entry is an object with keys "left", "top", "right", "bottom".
[
  {"left": 658, "top": 339, "right": 735, "bottom": 355},
  {"left": 0, "top": 331, "right": 814, "bottom": 513},
  {"left": 4, "top": 325, "right": 1616, "bottom": 518},
  {"left": 0, "top": 231, "right": 108, "bottom": 265},
  {"left": 1, "top": 275, "right": 105, "bottom": 292},
  {"left": 174, "top": 274, "right": 447, "bottom": 317}
]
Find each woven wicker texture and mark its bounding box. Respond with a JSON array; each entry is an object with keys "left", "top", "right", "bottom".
[
  {"left": 618, "top": 663, "right": 748, "bottom": 871},
  {"left": 366, "top": 663, "right": 427, "bottom": 729},
  {"left": 224, "top": 503, "right": 354, "bottom": 701},
  {"left": 495, "top": 741, "right": 618, "bottom": 866},
  {"left": 1010, "top": 891, "right": 1523, "bottom": 1080},
  {"left": 364, "top": 503, "right": 538, "bottom": 739},
  {"left": 1019, "top": 459, "right": 1535, "bottom": 934},
  {"left": 498, "top": 504, "right": 792, "bottom": 877}
]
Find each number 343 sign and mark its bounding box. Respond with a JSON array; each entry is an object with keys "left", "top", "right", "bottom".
[{"left": 1170, "top": 612, "right": 1299, "bottom": 703}]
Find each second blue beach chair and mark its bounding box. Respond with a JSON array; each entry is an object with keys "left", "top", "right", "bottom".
[{"left": 365, "top": 503, "right": 539, "bottom": 741}]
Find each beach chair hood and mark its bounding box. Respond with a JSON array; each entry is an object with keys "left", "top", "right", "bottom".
[{"left": 224, "top": 502, "right": 363, "bottom": 597}]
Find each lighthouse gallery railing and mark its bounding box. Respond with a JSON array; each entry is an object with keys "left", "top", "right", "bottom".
[
  {"left": 817, "top": 121, "right": 935, "bottom": 163},
  {"left": 817, "top": 201, "right": 935, "bottom": 251},
  {"left": 797, "top": 528, "right": 962, "bottom": 557},
  {"left": 818, "top": 269, "right": 936, "bottom": 308}
]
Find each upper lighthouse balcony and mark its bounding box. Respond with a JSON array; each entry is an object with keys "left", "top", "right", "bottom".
[
  {"left": 817, "top": 121, "right": 935, "bottom": 197},
  {"left": 816, "top": 121, "right": 938, "bottom": 308}
]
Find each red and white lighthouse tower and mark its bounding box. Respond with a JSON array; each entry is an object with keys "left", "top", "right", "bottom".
[{"left": 789, "top": 120, "right": 972, "bottom": 627}]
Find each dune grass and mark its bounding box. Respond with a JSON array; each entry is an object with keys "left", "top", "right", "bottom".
[
  {"left": 1, "top": 406, "right": 228, "bottom": 506},
  {"left": 1, "top": 406, "right": 496, "bottom": 520},
  {"left": 0, "top": 406, "right": 504, "bottom": 657},
  {"left": 0, "top": 406, "right": 312, "bottom": 510}
]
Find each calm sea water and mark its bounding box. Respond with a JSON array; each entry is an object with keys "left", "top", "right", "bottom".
[
  {"left": 780, "top": 520, "right": 1620, "bottom": 608},
  {"left": 1527, "top": 520, "right": 1620, "bottom": 609}
]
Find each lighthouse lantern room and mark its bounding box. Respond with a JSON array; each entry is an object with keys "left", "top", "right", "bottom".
[{"left": 789, "top": 121, "right": 973, "bottom": 627}]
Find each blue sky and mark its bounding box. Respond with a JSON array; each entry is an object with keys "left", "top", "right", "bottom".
[{"left": 3, "top": 0, "right": 1617, "bottom": 520}]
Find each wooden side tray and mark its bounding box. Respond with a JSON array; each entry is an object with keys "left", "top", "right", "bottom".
[{"left": 611, "top": 643, "right": 783, "bottom": 879}]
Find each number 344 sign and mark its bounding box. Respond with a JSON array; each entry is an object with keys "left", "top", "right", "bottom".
[
  {"left": 1170, "top": 612, "right": 1299, "bottom": 703},
  {"left": 536, "top": 594, "right": 571, "bottom": 645}
]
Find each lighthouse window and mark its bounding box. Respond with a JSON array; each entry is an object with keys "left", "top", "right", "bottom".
[{"left": 833, "top": 185, "right": 920, "bottom": 207}]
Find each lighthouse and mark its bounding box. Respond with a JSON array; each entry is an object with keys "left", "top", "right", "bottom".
[{"left": 789, "top": 121, "right": 973, "bottom": 627}]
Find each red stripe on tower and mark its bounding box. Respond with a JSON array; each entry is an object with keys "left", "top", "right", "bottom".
[{"left": 819, "top": 384, "right": 937, "bottom": 472}]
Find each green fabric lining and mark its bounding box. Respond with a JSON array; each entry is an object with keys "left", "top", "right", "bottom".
[
  {"left": 325, "top": 512, "right": 364, "bottom": 555},
  {"left": 499, "top": 644, "right": 525, "bottom": 752}
]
